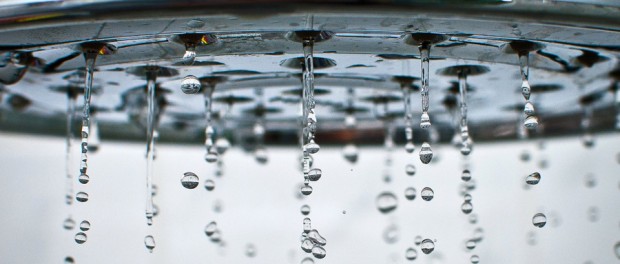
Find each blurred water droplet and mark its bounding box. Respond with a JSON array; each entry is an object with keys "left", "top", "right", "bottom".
[
  {"left": 524, "top": 101, "right": 535, "bottom": 116},
  {"left": 301, "top": 257, "right": 315, "bottom": 264},
  {"left": 180, "top": 75, "right": 201, "bottom": 94},
  {"left": 419, "top": 142, "right": 433, "bottom": 164},
  {"left": 414, "top": 235, "right": 422, "bottom": 245},
  {"left": 464, "top": 194, "right": 472, "bottom": 202},
  {"left": 469, "top": 214, "right": 478, "bottom": 224},
  {"left": 470, "top": 254, "right": 480, "bottom": 263},
  {"left": 215, "top": 138, "right": 230, "bottom": 155},
  {"left": 526, "top": 172, "right": 541, "bottom": 185},
  {"left": 205, "top": 221, "right": 217, "bottom": 236},
  {"left": 303, "top": 218, "right": 312, "bottom": 233},
  {"left": 420, "top": 112, "right": 431, "bottom": 129},
  {"left": 405, "top": 142, "right": 415, "bottom": 153},
  {"left": 584, "top": 174, "right": 596, "bottom": 188},
  {"left": 466, "top": 239, "right": 476, "bottom": 250},
  {"left": 301, "top": 185, "right": 313, "bottom": 195},
  {"left": 520, "top": 150, "right": 531, "bottom": 162},
  {"left": 64, "top": 256, "right": 75, "bottom": 264},
  {"left": 614, "top": 241, "right": 620, "bottom": 260},
  {"left": 75, "top": 192, "right": 88, "bottom": 202},
  {"left": 74, "top": 232, "right": 87, "bottom": 244},
  {"left": 421, "top": 239, "right": 435, "bottom": 254},
  {"left": 307, "top": 229, "right": 327, "bottom": 246},
  {"left": 301, "top": 239, "right": 313, "bottom": 253},
  {"left": 245, "top": 243, "right": 256, "bottom": 257},
  {"left": 79, "top": 220, "right": 90, "bottom": 231},
  {"left": 532, "top": 213, "right": 547, "bottom": 228},
  {"left": 461, "top": 170, "right": 471, "bottom": 181},
  {"left": 582, "top": 132, "right": 595, "bottom": 148},
  {"left": 461, "top": 202, "right": 473, "bottom": 214},
  {"left": 144, "top": 235, "right": 155, "bottom": 253},
  {"left": 78, "top": 173, "right": 89, "bottom": 184},
  {"left": 308, "top": 168, "right": 322, "bottom": 181},
  {"left": 181, "top": 172, "right": 199, "bottom": 189},
  {"left": 301, "top": 204, "right": 311, "bottom": 215},
  {"left": 405, "top": 247, "right": 418, "bottom": 260},
  {"left": 304, "top": 141, "right": 320, "bottom": 154},
  {"left": 588, "top": 206, "right": 599, "bottom": 222},
  {"left": 421, "top": 187, "right": 434, "bottom": 201},
  {"left": 209, "top": 230, "right": 222, "bottom": 243},
  {"left": 342, "top": 143, "right": 359, "bottom": 163},
  {"left": 527, "top": 231, "right": 537, "bottom": 245},
  {"left": 376, "top": 192, "right": 398, "bottom": 213},
  {"left": 205, "top": 151, "right": 219, "bottom": 163},
  {"left": 383, "top": 224, "right": 399, "bottom": 244},
  {"left": 63, "top": 217, "right": 75, "bottom": 230},
  {"left": 404, "top": 187, "right": 416, "bottom": 200},
  {"left": 524, "top": 115, "right": 538, "bottom": 129},
  {"left": 182, "top": 50, "right": 197, "bottom": 65},
  {"left": 311, "top": 245, "right": 326, "bottom": 259},
  {"left": 472, "top": 227, "right": 484, "bottom": 242},
  {"left": 405, "top": 164, "right": 416, "bottom": 176}
]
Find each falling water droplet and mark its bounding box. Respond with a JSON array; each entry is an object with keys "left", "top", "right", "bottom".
[
  {"left": 405, "top": 164, "right": 416, "bottom": 176},
  {"left": 584, "top": 174, "right": 596, "bottom": 188},
  {"left": 524, "top": 115, "right": 538, "bottom": 129},
  {"left": 520, "top": 150, "right": 531, "bottom": 162},
  {"left": 471, "top": 255, "right": 480, "bottom": 264},
  {"left": 182, "top": 50, "right": 197, "bottom": 65},
  {"left": 301, "top": 239, "right": 313, "bottom": 253},
  {"left": 311, "top": 245, "right": 326, "bottom": 259},
  {"left": 307, "top": 229, "right": 327, "bottom": 246},
  {"left": 205, "top": 221, "right": 217, "bottom": 237},
  {"left": 245, "top": 243, "right": 256, "bottom": 257},
  {"left": 461, "top": 202, "right": 473, "bottom": 214},
  {"left": 144, "top": 235, "right": 155, "bottom": 253},
  {"left": 464, "top": 193, "right": 472, "bottom": 202},
  {"left": 204, "top": 179, "right": 215, "bottom": 191},
  {"left": 405, "top": 247, "right": 418, "bottom": 260},
  {"left": 342, "top": 143, "right": 359, "bottom": 163},
  {"left": 78, "top": 51, "right": 97, "bottom": 192},
  {"left": 582, "top": 133, "right": 595, "bottom": 148},
  {"left": 64, "top": 256, "right": 75, "bottom": 264},
  {"left": 63, "top": 217, "right": 75, "bottom": 230},
  {"left": 308, "top": 168, "right": 322, "bottom": 181},
  {"left": 466, "top": 239, "right": 476, "bottom": 250},
  {"left": 404, "top": 187, "right": 416, "bottom": 201},
  {"left": 74, "top": 232, "right": 87, "bottom": 244},
  {"left": 301, "top": 257, "right": 315, "bottom": 264},
  {"left": 472, "top": 227, "right": 484, "bottom": 242},
  {"left": 301, "top": 204, "right": 311, "bottom": 215},
  {"left": 209, "top": 230, "right": 221, "bottom": 243},
  {"left": 181, "top": 172, "right": 199, "bottom": 189},
  {"left": 421, "top": 187, "right": 434, "bottom": 201},
  {"left": 303, "top": 218, "right": 312, "bottom": 233},
  {"left": 419, "top": 43, "right": 432, "bottom": 129},
  {"left": 180, "top": 75, "right": 201, "bottom": 94},
  {"left": 461, "top": 170, "right": 472, "bottom": 181},
  {"left": 614, "top": 241, "right": 620, "bottom": 260},
  {"left": 524, "top": 101, "right": 535, "bottom": 116},
  {"left": 420, "top": 112, "right": 431, "bottom": 129},
  {"left": 376, "top": 192, "right": 398, "bottom": 213},
  {"left": 532, "top": 213, "right": 547, "bottom": 228},
  {"left": 79, "top": 220, "right": 90, "bottom": 231},
  {"left": 215, "top": 138, "right": 231, "bottom": 155},
  {"left": 255, "top": 148, "right": 269, "bottom": 164},
  {"left": 304, "top": 141, "right": 321, "bottom": 154},
  {"left": 301, "top": 185, "right": 313, "bottom": 195},
  {"left": 78, "top": 173, "right": 89, "bottom": 184},
  {"left": 414, "top": 235, "right": 422, "bottom": 246},
  {"left": 469, "top": 214, "right": 478, "bottom": 224},
  {"left": 420, "top": 239, "right": 435, "bottom": 254},
  {"left": 405, "top": 142, "right": 415, "bottom": 153},
  {"left": 525, "top": 172, "right": 541, "bottom": 185},
  {"left": 588, "top": 206, "right": 599, "bottom": 222},
  {"left": 383, "top": 224, "right": 399, "bottom": 244},
  {"left": 419, "top": 142, "right": 433, "bottom": 164},
  {"left": 205, "top": 151, "right": 219, "bottom": 163},
  {"left": 75, "top": 192, "right": 89, "bottom": 202}
]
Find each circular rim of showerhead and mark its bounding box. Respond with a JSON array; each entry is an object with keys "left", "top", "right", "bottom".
[
  {"left": 242, "top": 105, "right": 283, "bottom": 115},
  {"left": 198, "top": 75, "right": 228, "bottom": 85},
  {"left": 391, "top": 75, "right": 420, "bottom": 86},
  {"left": 213, "top": 95, "right": 254, "bottom": 104},
  {"left": 171, "top": 60, "right": 225, "bottom": 67},
  {"left": 579, "top": 90, "right": 607, "bottom": 106},
  {"left": 75, "top": 41, "right": 117, "bottom": 55},
  {"left": 334, "top": 105, "right": 370, "bottom": 114},
  {"left": 436, "top": 65, "right": 490, "bottom": 76},
  {"left": 502, "top": 40, "right": 545, "bottom": 54},
  {"left": 404, "top": 33, "right": 449, "bottom": 46},
  {"left": 285, "top": 30, "right": 334, "bottom": 43},
  {"left": 126, "top": 65, "right": 179, "bottom": 78},
  {"left": 169, "top": 33, "right": 218, "bottom": 46},
  {"left": 281, "top": 87, "right": 331, "bottom": 96},
  {"left": 360, "top": 94, "right": 402, "bottom": 104},
  {"left": 527, "top": 84, "right": 563, "bottom": 94},
  {"left": 279, "top": 57, "right": 337, "bottom": 70}
]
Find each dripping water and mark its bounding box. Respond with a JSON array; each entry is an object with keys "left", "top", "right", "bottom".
[
  {"left": 518, "top": 52, "right": 538, "bottom": 129},
  {"left": 458, "top": 71, "right": 472, "bottom": 155},
  {"left": 419, "top": 42, "right": 432, "bottom": 129},
  {"left": 144, "top": 67, "right": 158, "bottom": 226},
  {"left": 203, "top": 81, "right": 218, "bottom": 163}
]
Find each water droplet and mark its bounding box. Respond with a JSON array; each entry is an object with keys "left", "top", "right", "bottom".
[
  {"left": 255, "top": 148, "right": 269, "bottom": 164},
  {"left": 588, "top": 206, "right": 599, "bottom": 222},
  {"left": 205, "top": 221, "right": 217, "bottom": 236},
  {"left": 405, "top": 247, "right": 418, "bottom": 260},
  {"left": 419, "top": 142, "right": 433, "bottom": 164},
  {"left": 524, "top": 101, "right": 535, "bottom": 116},
  {"left": 405, "top": 142, "right": 415, "bottom": 153},
  {"left": 204, "top": 179, "right": 215, "bottom": 191},
  {"left": 383, "top": 224, "right": 399, "bottom": 244},
  {"left": 64, "top": 256, "right": 75, "bottom": 264},
  {"left": 466, "top": 239, "right": 476, "bottom": 250},
  {"left": 532, "top": 213, "right": 547, "bottom": 228},
  {"left": 215, "top": 138, "right": 231, "bottom": 155},
  {"left": 414, "top": 235, "right": 422, "bottom": 245},
  {"left": 342, "top": 143, "right": 359, "bottom": 163},
  {"left": 79, "top": 220, "right": 90, "bottom": 231},
  {"left": 520, "top": 150, "right": 531, "bottom": 162},
  {"left": 461, "top": 202, "right": 473, "bottom": 214},
  {"left": 74, "top": 232, "right": 87, "bottom": 244},
  {"left": 582, "top": 132, "right": 595, "bottom": 148},
  {"left": 472, "top": 227, "right": 484, "bottom": 242},
  {"left": 301, "top": 185, "right": 313, "bottom": 195},
  {"left": 144, "top": 235, "right": 155, "bottom": 253},
  {"left": 75, "top": 192, "right": 88, "bottom": 202},
  {"left": 614, "top": 241, "right": 620, "bottom": 260},
  {"left": 421, "top": 187, "right": 434, "bottom": 201},
  {"left": 181, "top": 172, "right": 199, "bottom": 189},
  {"left": 180, "top": 75, "right": 201, "bottom": 94},
  {"left": 245, "top": 243, "right": 256, "bottom": 257},
  {"left": 209, "top": 230, "right": 222, "bottom": 243},
  {"left": 525, "top": 172, "right": 541, "bottom": 185},
  {"left": 521, "top": 80, "right": 531, "bottom": 100},
  {"left": 584, "top": 174, "right": 596, "bottom": 188},
  {"left": 376, "top": 192, "right": 398, "bottom": 213},
  {"left": 182, "top": 50, "right": 197, "bottom": 65},
  {"left": 304, "top": 141, "right": 321, "bottom": 154},
  {"left": 405, "top": 164, "right": 416, "bottom": 176},
  {"left": 404, "top": 187, "right": 416, "bottom": 200},
  {"left": 470, "top": 254, "right": 480, "bottom": 263},
  {"left": 205, "top": 151, "right": 219, "bottom": 163},
  {"left": 461, "top": 170, "right": 472, "bottom": 181},
  {"left": 524, "top": 115, "right": 538, "bottom": 129},
  {"left": 78, "top": 173, "right": 89, "bottom": 184},
  {"left": 301, "top": 257, "right": 315, "bottom": 264},
  {"left": 311, "top": 245, "right": 326, "bottom": 259},
  {"left": 63, "top": 217, "right": 75, "bottom": 230},
  {"left": 301, "top": 204, "right": 311, "bottom": 215},
  {"left": 420, "top": 112, "right": 431, "bottom": 129},
  {"left": 308, "top": 168, "right": 322, "bottom": 181},
  {"left": 307, "top": 229, "right": 327, "bottom": 246},
  {"left": 420, "top": 238, "right": 435, "bottom": 254},
  {"left": 469, "top": 214, "right": 478, "bottom": 224},
  {"left": 301, "top": 239, "right": 313, "bottom": 253},
  {"left": 464, "top": 194, "right": 472, "bottom": 202},
  {"left": 303, "top": 218, "right": 312, "bottom": 233},
  {"left": 527, "top": 231, "right": 537, "bottom": 245}
]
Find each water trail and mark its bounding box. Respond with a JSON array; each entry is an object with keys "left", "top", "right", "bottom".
[
  {"left": 518, "top": 52, "right": 538, "bottom": 129},
  {"left": 458, "top": 71, "right": 472, "bottom": 155},
  {"left": 203, "top": 80, "right": 218, "bottom": 163},
  {"left": 79, "top": 52, "right": 97, "bottom": 185},
  {"left": 419, "top": 42, "right": 432, "bottom": 129},
  {"left": 581, "top": 105, "right": 594, "bottom": 147},
  {"left": 65, "top": 91, "right": 76, "bottom": 204},
  {"left": 145, "top": 67, "right": 157, "bottom": 226},
  {"left": 402, "top": 83, "right": 415, "bottom": 153},
  {"left": 300, "top": 37, "right": 319, "bottom": 195}
]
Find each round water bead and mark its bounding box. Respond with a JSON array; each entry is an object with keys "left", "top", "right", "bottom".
[
  {"left": 205, "top": 221, "right": 217, "bottom": 237},
  {"left": 312, "top": 245, "right": 327, "bottom": 259},
  {"left": 461, "top": 170, "right": 472, "bottom": 181},
  {"left": 205, "top": 151, "right": 219, "bottom": 163},
  {"left": 301, "top": 239, "right": 313, "bottom": 253},
  {"left": 420, "top": 239, "right": 435, "bottom": 254},
  {"left": 405, "top": 142, "right": 415, "bottom": 153},
  {"left": 405, "top": 164, "right": 416, "bottom": 176},
  {"left": 64, "top": 256, "right": 75, "bottom": 264},
  {"left": 255, "top": 148, "right": 269, "bottom": 164},
  {"left": 301, "top": 204, "right": 311, "bottom": 215},
  {"left": 78, "top": 173, "right": 89, "bottom": 184},
  {"left": 404, "top": 187, "right": 416, "bottom": 201},
  {"left": 144, "top": 235, "right": 155, "bottom": 253},
  {"left": 461, "top": 202, "right": 473, "bottom": 214},
  {"left": 524, "top": 115, "right": 539, "bottom": 129},
  {"left": 376, "top": 192, "right": 398, "bottom": 213},
  {"left": 180, "top": 75, "right": 201, "bottom": 94},
  {"left": 301, "top": 185, "right": 313, "bottom": 196},
  {"left": 524, "top": 101, "right": 535, "bottom": 116},
  {"left": 245, "top": 243, "right": 256, "bottom": 257},
  {"left": 75, "top": 192, "right": 88, "bottom": 202},
  {"left": 304, "top": 141, "right": 321, "bottom": 154},
  {"left": 79, "top": 220, "right": 90, "bottom": 231},
  {"left": 420, "top": 112, "right": 431, "bottom": 129},
  {"left": 532, "top": 213, "right": 547, "bottom": 228},
  {"left": 204, "top": 179, "right": 215, "bottom": 191},
  {"left": 405, "top": 247, "right": 418, "bottom": 260},
  {"left": 74, "top": 232, "right": 87, "bottom": 244},
  {"left": 421, "top": 187, "right": 434, "bottom": 201},
  {"left": 215, "top": 138, "right": 230, "bottom": 155},
  {"left": 526, "top": 172, "right": 541, "bottom": 185},
  {"left": 419, "top": 142, "right": 433, "bottom": 164},
  {"left": 469, "top": 214, "right": 478, "bottom": 224},
  {"left": 414, "top": 235, "right": 422, "bottom": 246},
  {"left": 181, "top": 172, "right": 199, "bottom": 189},
  {"left": 471, "top": 254, "right": 480, "bottom": 264},
  {"left": 466, "top": 239, "right": 476, "bottom": 250},
  {"left": 308, "top": 168, "right": 322, "bottom": 181},
  {"left": 342, "top": 143, "right": 359, "bottom": 163},
  {"left": 301, "top": 257, "right": 315, "bottom": 264},
  {"left": 63, "top": 217, "right": 75, "bottom": 230}
]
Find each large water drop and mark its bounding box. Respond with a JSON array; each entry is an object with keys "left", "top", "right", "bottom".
[
  {"left": 144, "top": 235, "right": 155, "bottom": 253},
  {"left": 421, "top": 187, "right": 434, "bottom": 201},
  {"left": 526, "top": 172, "right": 541, "bottom": 185},
  {"left": 419, "top": 142, "right": 433, "bottom": 164},
  {"left": 532, "top": 213, "right": 547, "bottom": 228},
  {"left": 180, "top": 75, "right": 201, "bottom": 94},
  {"left": 181, "top": 172, "right": 199, "bottom": 189},
  {"left": 420, "top": 238, "right": 435, "bottom": 254},
  {"left": 376, "top": 192, "right": 398, "bottom": 213},
  {"left": 461, "top": 202, "right": 473, "bottom": 214},
  {"left": 307, "top": 229, "right": 327, "bottom": 246},
  {"left": 79, "top": 220, "right": 90, "bottom": 231},
  {"left": 404, "top": 187, "right": 416, "bottom": 200},
  {"left": 74, "top": 232, "right": 87, "bottom": 244}
]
